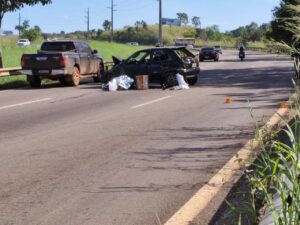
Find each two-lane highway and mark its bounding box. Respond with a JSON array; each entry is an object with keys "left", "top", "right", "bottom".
[{"left": 0, "top": 51, "right": 294, "bottom": 225}]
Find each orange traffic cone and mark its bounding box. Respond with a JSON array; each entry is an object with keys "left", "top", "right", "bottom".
[
  {"left": 225, "top": 97, "right": 233, "bottom": 104},
  {"left": 279, "top": 102, "right": 289, "bottom": 109}
]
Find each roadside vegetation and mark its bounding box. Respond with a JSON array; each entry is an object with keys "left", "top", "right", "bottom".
[
  {"left": 251, "top": 1, "right": 300, "bottom": 223},
  {"left": 48, "top": 23, "right": 272, "bottom": 49},
  {"left": 223, "top": 89, "right": 300, "bottom": 225},
  {"left": 248, "top": 99, "right": 300, "bottom": 225},
  {"left": 221, "top": 1, "right": 300, "bottom": 224}
]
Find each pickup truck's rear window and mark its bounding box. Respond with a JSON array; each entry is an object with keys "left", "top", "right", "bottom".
[{"left": 41, "top": 42, "right": 76, "bottom": 52}]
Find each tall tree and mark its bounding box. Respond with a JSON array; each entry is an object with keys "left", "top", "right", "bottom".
[
  {"left": 205, "top": 25, "right": 222, "bottom": 41},
  {"left": 269, "top": 0, "right": 300, "bottom": 46},
  {"left": 191, "top": 16, "right": 200, "bottom": 28},
  {"left": 245, "top": 22, "right": 262, "bottom": 42},
  {"left": 0, "top": 0, "right": 52, "bottom": 31},
  {"left": 15, "top": 19, "right": 30, "bottom": 35},
  {"left": 134, "top": 20, "right": 148, "bottom": 30},
  {"left": 176, "top": 12, "right": 189, "bottom": 25},
  {"left": 22, "top": 25, "right": 41, "bottom": 41},
  {"left": 102, "top": 20, "right": 111, "bottom": 31},
  {"left": 15, "top": 20, "right": 42, "bottom": 41},
  {"left": 269, "top": 0, "right": 300, "bottom": 79}
]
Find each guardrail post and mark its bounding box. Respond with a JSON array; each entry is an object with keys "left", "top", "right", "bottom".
[{"left": 0, "top": 50, "right": 3, "bottom": 68}]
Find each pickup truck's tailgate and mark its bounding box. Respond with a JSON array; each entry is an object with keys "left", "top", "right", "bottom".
[{"left": 22, "top": 53, "right": 65, "bottom": 69}]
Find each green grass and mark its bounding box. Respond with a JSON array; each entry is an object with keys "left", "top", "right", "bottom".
[
  {"left": 2, "top": 46, "right": 39, "bottom": 68},
  {"left": 0, "top": 75, "right": 27, "bottom": 89},
  {"left": 87, "top": 40, "right": 148, "bottom": 61}
]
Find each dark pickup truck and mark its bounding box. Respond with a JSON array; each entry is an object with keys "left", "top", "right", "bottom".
[{"left": 21, "top": 40, "right": 104, "bottom": 87}]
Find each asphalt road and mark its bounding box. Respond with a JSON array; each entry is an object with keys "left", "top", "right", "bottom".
[{"left": 0, "top": 50, "right": 294, "bottom": 225}]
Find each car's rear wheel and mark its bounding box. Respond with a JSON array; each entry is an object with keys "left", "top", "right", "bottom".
[
  {"left": 68, "top": 67, "right": 80, "bottom": 86},
  {"left": 185, "top": 76, "right": 198, "bottom": 86},
  {"left": 28, "top": 75, "right": 41, "bottom": 88},
  {"left": 93, "top": 64, "right": 104, "bottom": 83}
]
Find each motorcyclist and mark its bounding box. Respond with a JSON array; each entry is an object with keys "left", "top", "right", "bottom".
[
  {"left": 238, "top": 43, "right": 245, "bottom": 60},
  {"left": 238, "top": 43, "right": 246, "bottom": 52}
]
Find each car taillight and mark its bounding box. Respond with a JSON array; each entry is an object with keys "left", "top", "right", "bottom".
[
  {"left": 21, "top": 55, "right": 29, "bottom": 67},
  {"left": 59, "top": 56, "right": 67, "bottom": 67}
]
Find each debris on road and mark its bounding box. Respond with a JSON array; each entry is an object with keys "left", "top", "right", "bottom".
[
  {"left": 135, "top": 75, "right": 149, "bottom": 90},
  {"left": 106, "top": 75, "right": 134, "bottom": 91},
  {"left": 165, "top": 73, "right": 190, "bottom": 90}
]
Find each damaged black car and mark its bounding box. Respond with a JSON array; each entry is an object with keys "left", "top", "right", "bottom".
[{"left": 106, "top": 47, "right": 200, "bottom": 87}]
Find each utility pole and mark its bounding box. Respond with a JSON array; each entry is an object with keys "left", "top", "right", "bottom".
[
  {"left": 85, "top": 8, "right": 90, "bottom": 40},
  {"left": 18, "top": 13, "right": 21, "bottom": 37},
  {"left": 111, "top": 0, "right": 113, "bottom": 42},
  {"left": 108, "top": 0, "right": 116, "bottom": 42},
  {"left": 0, "top": 21, "right": 3, "bottom": 68},
  {"left": 158, "top": 0, "right": 162, "bottom": 46}
]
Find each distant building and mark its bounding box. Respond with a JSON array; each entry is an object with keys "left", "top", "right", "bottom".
[
  {"left": 162, "top": 18, "right": 181, "bottom": 26},
  {"left": 1, "top": 30, "right": 13, "bottom": 36}
]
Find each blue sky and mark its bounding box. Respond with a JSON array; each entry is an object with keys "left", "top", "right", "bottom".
[{"left": 2, "top": 0, "right": 281, "bottom": 33}]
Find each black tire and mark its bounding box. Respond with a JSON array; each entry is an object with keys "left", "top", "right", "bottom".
[
  {"left": 28, "top": 76, "right": 41, "bottom": 88},
  {"left": 214, "top": 57, "right": 219, "bottom": 62},
  {"left": 68, "top": 67, "right": 80, "bottom": 86},
  {"left": 93, "top": 64, "right": 104, "bottom": 83},
  {"left": 59, "top": 77, "right": 67, "bottom": 86},
  {"left": 185, "top": 76, "right": 198, "bottom": 86}
]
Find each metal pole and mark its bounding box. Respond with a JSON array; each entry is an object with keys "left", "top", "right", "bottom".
[
  {"left": 0, "top": 25, "right": 3, "bottom": 68},
  {"left": 111, "top": 0, "right": 114, "bottom": 42},
  {"left": 158, "top": 0, "right": 162, "bottom": 46},
  {"left": 87, "top": 8, "right": 90, "bottom": 39},
  {"left": 19, "top": 13, "right": 21, "bottom": 37}
]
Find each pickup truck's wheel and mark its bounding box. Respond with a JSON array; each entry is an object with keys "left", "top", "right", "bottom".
[
  {"left": 185, "top": 76, "right": 198, "bottom": 86},
  {"left": 28, "top": 76, "right": 41, "bottom": 88},
  {"left": 69, "top": 67, "right": 80, "bottom": 86}
]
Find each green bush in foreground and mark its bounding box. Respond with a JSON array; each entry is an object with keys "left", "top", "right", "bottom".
[{"left": 230, "top": 85, "right": 300, "bottom": 225}]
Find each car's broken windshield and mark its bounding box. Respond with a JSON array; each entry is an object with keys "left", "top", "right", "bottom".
[
  {"left": 175, "top": 49, "right": 194, "bottom": 59},
  {"left": 128, "top": 51, "right": 150, "bottom": 62}
]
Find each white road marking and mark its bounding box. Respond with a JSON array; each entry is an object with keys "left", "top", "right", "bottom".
[
  {"left": 131, "top": 96, "right": 172, "bottom": 109},
  {"left": 0, "top": 98, "right": 52, "bottom": 110}
]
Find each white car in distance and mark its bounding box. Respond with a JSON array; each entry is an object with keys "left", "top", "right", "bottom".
[{"left": 17, "top": 39, "right": 31, "bottom": 47}]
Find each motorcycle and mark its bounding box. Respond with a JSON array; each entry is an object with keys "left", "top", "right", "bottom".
[{"left": 239, "top": 50, "right": 245, "bottom": 61}]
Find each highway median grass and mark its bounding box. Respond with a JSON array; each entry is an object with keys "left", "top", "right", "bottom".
[{"left": 0, "top": 75, "right": 27, "bottom": 90}]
